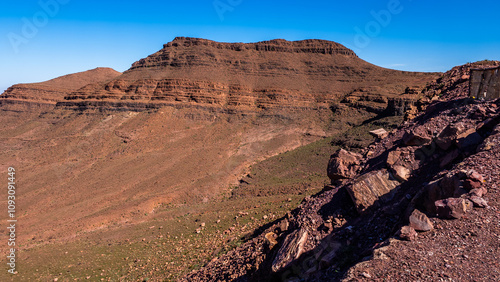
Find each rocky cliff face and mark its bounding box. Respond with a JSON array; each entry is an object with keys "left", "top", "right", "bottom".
[
  {"left": 56, "top": 37, "right": 437, "bottom": 114},
  {"left": 61, "top": 78, "right": 333, "bottom": 114}
]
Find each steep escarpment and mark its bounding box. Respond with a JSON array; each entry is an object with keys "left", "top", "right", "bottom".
[
  {"left": 58, "top": 37, "right": 437, "bottom": 113},
  {"left": 181, "top": 63, "right": 500, "bottom": 281}
]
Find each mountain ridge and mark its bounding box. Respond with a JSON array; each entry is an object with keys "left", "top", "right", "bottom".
[{"left": 53, "top": 37, "right": 438, "bottom": 114}]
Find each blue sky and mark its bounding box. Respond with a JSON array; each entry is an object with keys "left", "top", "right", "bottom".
[{"left": 1, "top": 0, "right": 499, "bottom": 93}]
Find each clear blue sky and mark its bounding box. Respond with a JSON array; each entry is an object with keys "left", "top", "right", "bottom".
[{"left": 1, "top": 0, "right": 499, "bottom": 93}]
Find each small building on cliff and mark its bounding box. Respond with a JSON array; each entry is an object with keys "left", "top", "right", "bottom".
[{"left": 470, "top": 66, "right": 500, "bottom": 100}]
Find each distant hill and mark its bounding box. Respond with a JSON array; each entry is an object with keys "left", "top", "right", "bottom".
[{"left": 0, "top": 67, "right": 121, "bottom": 105}]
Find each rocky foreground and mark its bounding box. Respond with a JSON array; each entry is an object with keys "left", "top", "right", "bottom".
[{"left": 181, "top": 62, "right": 500, "bottom": 281}]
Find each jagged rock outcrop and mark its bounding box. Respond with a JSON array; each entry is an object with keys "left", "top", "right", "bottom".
[
  {"left": 386, "top": 97, "right": 417, "bottom": 116},
  {"left": 420, "top": 60, "right": 500, "bottom": 102}
]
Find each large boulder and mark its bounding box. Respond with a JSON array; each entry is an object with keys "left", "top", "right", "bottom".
[
  {"left": 435, "top": 123, "right": 465, "bottom": 150},
  {"left": 386, "top": 149, "right": 402, "bottom": 166},
  {"left": 346, "top": 169, "right": 400, "bottom": 213},
  {"left": 456, "top": 129, "right": 483, "bottom": 149},
  {"left": 327, "top": 149, "right": 363, "bottom": 181},
  {"left": 369, "top": 128, "right": 389, "bottom": 139},
  {"left": 402, "top": 131, "right": 432, "bottom": 146},
  {"left": 422, "top": 174, "right": 462, "bottom": 213},
  {"left": 439, "top": 149, "right": 460, "bottom": 168},
  {"left": 399, "top": 226, "right": 418, "bottom": 241},
  {"left": 391, "top": 165, "right": 411, "bottom": 181},
  {"left": 469, "top": 196, "right": 488, "bottom": 208},
  {"left": 271, "top": 228, "right": 308, "bottom": 273}
]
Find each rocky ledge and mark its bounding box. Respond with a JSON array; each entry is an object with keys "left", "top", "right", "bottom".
[{"left": 59, "top": 78, "right": 333, "bottom": 114}]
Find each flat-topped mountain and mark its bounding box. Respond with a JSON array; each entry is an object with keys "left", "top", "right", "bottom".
[{"left": 61, "top": 37, "right": 437, "bottom": 113}]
